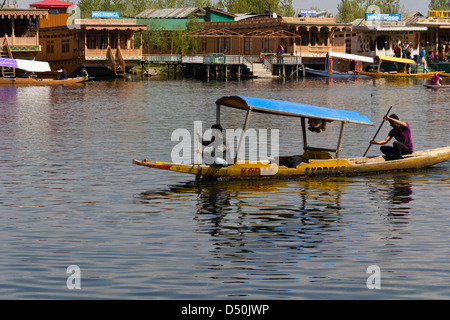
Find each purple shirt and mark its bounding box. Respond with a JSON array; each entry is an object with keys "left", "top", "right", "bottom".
[{"left": 389, "top": 122, "right": 414, "bottom": 152}]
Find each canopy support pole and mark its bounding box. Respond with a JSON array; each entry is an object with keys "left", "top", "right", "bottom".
[
  {"left": 335, "top": 121, "right": 346, "bottom": 158},
  {"left": 300, "top": 117, "right": 308, "bottom": 151},
  {"left": 235, "top": 107, "right": 252, "bottom": 163},
  {"left": 216, "top": 103, "right": 221, "bottom": 124}
]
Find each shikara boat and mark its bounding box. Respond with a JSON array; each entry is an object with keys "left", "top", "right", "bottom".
[
  {"left": 0, "top": 57, "right": 89, "bottom": 85},
  {"left": 133, "top": 96, "right": 450, "bottom": 180},
  {"left": 424, "top": 84, "right": 450, "bottom": 89},
  {"left": 305, "top": 52, "right": 373, "bottom": 78},
  {"left": 0, "top": 76, "right": 89, "bottom": 85},
  {"left": 357, "top": 55, "right": 444, "bottom": 79}
]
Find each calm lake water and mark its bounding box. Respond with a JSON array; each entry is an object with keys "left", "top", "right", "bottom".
[{"left": 0, "top": 75, "right": 449, "bottom": 300}]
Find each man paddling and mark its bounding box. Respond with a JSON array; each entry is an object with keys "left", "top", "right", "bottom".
[{"left": 370, "top": 114, "right": 414, "bottom": 160}]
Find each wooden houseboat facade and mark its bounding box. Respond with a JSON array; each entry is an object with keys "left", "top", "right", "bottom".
[
  {"left": 1, "top": 7, "right": 48, "bottom": 78},
  {"left": 31, "top": 0, "right": 146, "bottom": 77},
  {"left": 188, "top": 15, "right": 352, "bottom": 58}
]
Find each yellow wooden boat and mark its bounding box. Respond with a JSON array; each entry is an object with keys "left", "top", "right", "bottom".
[
  {"left": 357, "top": 55, "right": 444, "bottom": 79},
  {"left": 133, "top": 96, "right": 450, "bottom": 180}
]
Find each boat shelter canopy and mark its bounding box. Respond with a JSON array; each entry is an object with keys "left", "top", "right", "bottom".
[
  {"left": 0, "top": 57, "right": 51, "bottom": 72},
  {"left": 328, "top": 52, "right": 374, "bottom": 63},
  {"left": 216, "top": 96, "right": 373, "bottom": 125},
  {"left": 375, "top": 55, "right": 416, "bottom": 65}
]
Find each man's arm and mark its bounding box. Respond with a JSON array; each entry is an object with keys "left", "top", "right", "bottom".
[
  {"left": 371, "top": 135, "right": 392, "bottom": 145},
  {"left": 385, "top": 115, "right": 407, "bottom": 128}
]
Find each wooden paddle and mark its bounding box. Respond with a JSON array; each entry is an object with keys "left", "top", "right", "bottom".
[{"left": 363, "top": 106, "right": 392, "bottom": 157}]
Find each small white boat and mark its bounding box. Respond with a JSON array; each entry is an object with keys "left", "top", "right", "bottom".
[{"left": 305, "top": 52, "right": 374, "bottom": 78}]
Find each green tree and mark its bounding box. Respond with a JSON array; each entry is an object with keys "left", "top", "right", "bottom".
[
  {"left": 216, "top": 0, "right": 294, "bottom": 16},
  {"left": 428, "top": 0, "right": 450, "bottom": 10},
  {"left": 336, "top": 0, "right": 366, "bottom": 22},
  {"left": 336, "top": 0, "right": 403, "bottom": 22}
]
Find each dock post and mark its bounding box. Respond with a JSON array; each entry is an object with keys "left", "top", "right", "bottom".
[{"left": 207, "top": 65, "right": 210, "bottom": 80}]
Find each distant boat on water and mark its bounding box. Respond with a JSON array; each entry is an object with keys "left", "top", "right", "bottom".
[{"left": 305, "top": 52, "right": 374, "bottom": 78}]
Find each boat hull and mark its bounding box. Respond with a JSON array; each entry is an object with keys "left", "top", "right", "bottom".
[
  {"left": 133, "top": 147, "right": 450, "bottom": 180},
  {"left": 305, "top": 68, "right": 370, "bottom": 78},
  {"left": 0, "top": 77, "right": 89, "bottom": 85},
  {"left": 424, "top": 84, "right": 450, "bottom": 89},
  {"left": 357, "top": 70, "right": 444, "bottom": 79}
]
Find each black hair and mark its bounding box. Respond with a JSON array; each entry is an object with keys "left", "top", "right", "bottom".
[
  {"left": 389, "top": 114, "right": 399, "bottom": 120},
  {"left": 211, "top": 123, "right": 223, "bottom": 132}
]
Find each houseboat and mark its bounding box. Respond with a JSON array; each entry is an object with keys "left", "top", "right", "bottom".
[
  {"left": 1, "top": 6, "right": 48, "bottom": 78},
  {"left": 30, "top": 0, "right": 147, "bottom": 77}
]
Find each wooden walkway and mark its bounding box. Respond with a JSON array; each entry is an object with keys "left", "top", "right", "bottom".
[{"left": 141, "top": 54, "right": 305, "bottom": 79}]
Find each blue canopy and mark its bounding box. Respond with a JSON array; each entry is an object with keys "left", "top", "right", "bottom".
[{"left": 216, "top": 96, "right": 373, "bottom": 125}]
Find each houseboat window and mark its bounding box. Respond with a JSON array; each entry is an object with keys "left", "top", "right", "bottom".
[
  {"left": 46, "top": 40, "right": 54, "bottom": 54},
  {"left": 49, "top": 9, "right": 59, "bottom": 15},
  {"left": 376, "top": 36, "right": 389, "bottom": 50},
  {"left": 302, "top": 33, "right": 309, "bottom": 46},
  {"left": 62, "top": 39, "right": 70, "bottom": 53},
  {"left": 110, "top": 34, "right": 118, "bottom": 49},
  {"left": 264, "top": 38, "right": 270, "bottom": 52},
  {"left": 13, "top": 18, "right": 31, "bottom": 37},
  {"left": 99, "top": 35, "right": 108, "bottom": 49},
  {"left": 87, "top": 35, "right": 98, "bottom": 49},
  {"left": 218, "top": 38, "right": 230, "bottom": 54},
  {"left": 244, "top": 38, "right": 250, "bottom": 55},
  {"left": 0, "top": 18, "right": 12, "bottom": 36}
]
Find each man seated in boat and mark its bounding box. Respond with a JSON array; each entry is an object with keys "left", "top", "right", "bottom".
[
  {"left": 56, "top": 66, "right": 68, "bottom": 80},
  {"left": 430, "top": 73, "right": 442, "bottom": 86},
  {"left": 370, "top": 114, "right": 414, "bottom": 160},
  {"left": 80, "top": 67, "right": 89, "bottom": 79},
  {"left": 196, "top": 124, "right": 230, "bottom": 166}
]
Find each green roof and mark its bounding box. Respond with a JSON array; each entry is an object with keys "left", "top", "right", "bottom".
[{"left": 136, "top": 17, "right": 205, "bottom": 31}]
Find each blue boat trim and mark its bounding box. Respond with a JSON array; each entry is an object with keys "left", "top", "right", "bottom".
[{"left": 216, "top": 96, "right": 373, "bottom": 125}]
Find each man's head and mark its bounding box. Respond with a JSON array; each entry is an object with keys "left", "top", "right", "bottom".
[
  {"left": 211, "top": 124, "right": 223, "bottom": 132},
  {"left": 388, "top": 114, "right": 400, "bottom": 128}
]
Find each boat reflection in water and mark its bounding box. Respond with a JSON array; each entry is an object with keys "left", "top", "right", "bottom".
[{"left": 137, "top": 173, "right": 415, "bottom": 245}]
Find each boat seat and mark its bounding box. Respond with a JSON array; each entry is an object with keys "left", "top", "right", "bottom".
[
  {"left": 302, "top": 150, "right": 334, "bottom": 160},
  {"left": 275, "top": 155, "right": 307, "bottom": 168}
]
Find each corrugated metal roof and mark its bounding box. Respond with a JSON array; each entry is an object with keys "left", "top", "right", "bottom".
[{"left": 136, "top": 7, "right": 205, "bottom": 19}]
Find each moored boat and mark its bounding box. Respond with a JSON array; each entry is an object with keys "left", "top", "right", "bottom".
[
  {"left": 357, "top": 55, "right": 444, "bottom": 79},
  {"left": 424, "top": 84, "right": 450, "bottom": 89},
  {"left": 133, "top": 96, "right": 450, "bottom": 180},
  {"left": 0, "top": 57, "right": 89, "bottom": 85},
  {"left": 0, "top": 76, "right": 89, "bottom": 85},
  {"left": 305, "top": 52, "right": 374, "bottom": 78}
]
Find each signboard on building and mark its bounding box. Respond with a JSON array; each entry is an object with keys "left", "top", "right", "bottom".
[
  {"left": 299, "top": 9, "right": 317, "bottom": 17},
  {"left": 365, "top": 13, "right": 401, "bottom": 21},
  {"left": 428, "top": 10, "right": 450, "bottom": 19},
  {"left": 92, "top": 11, "right": 120, "bottom": 18}
]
